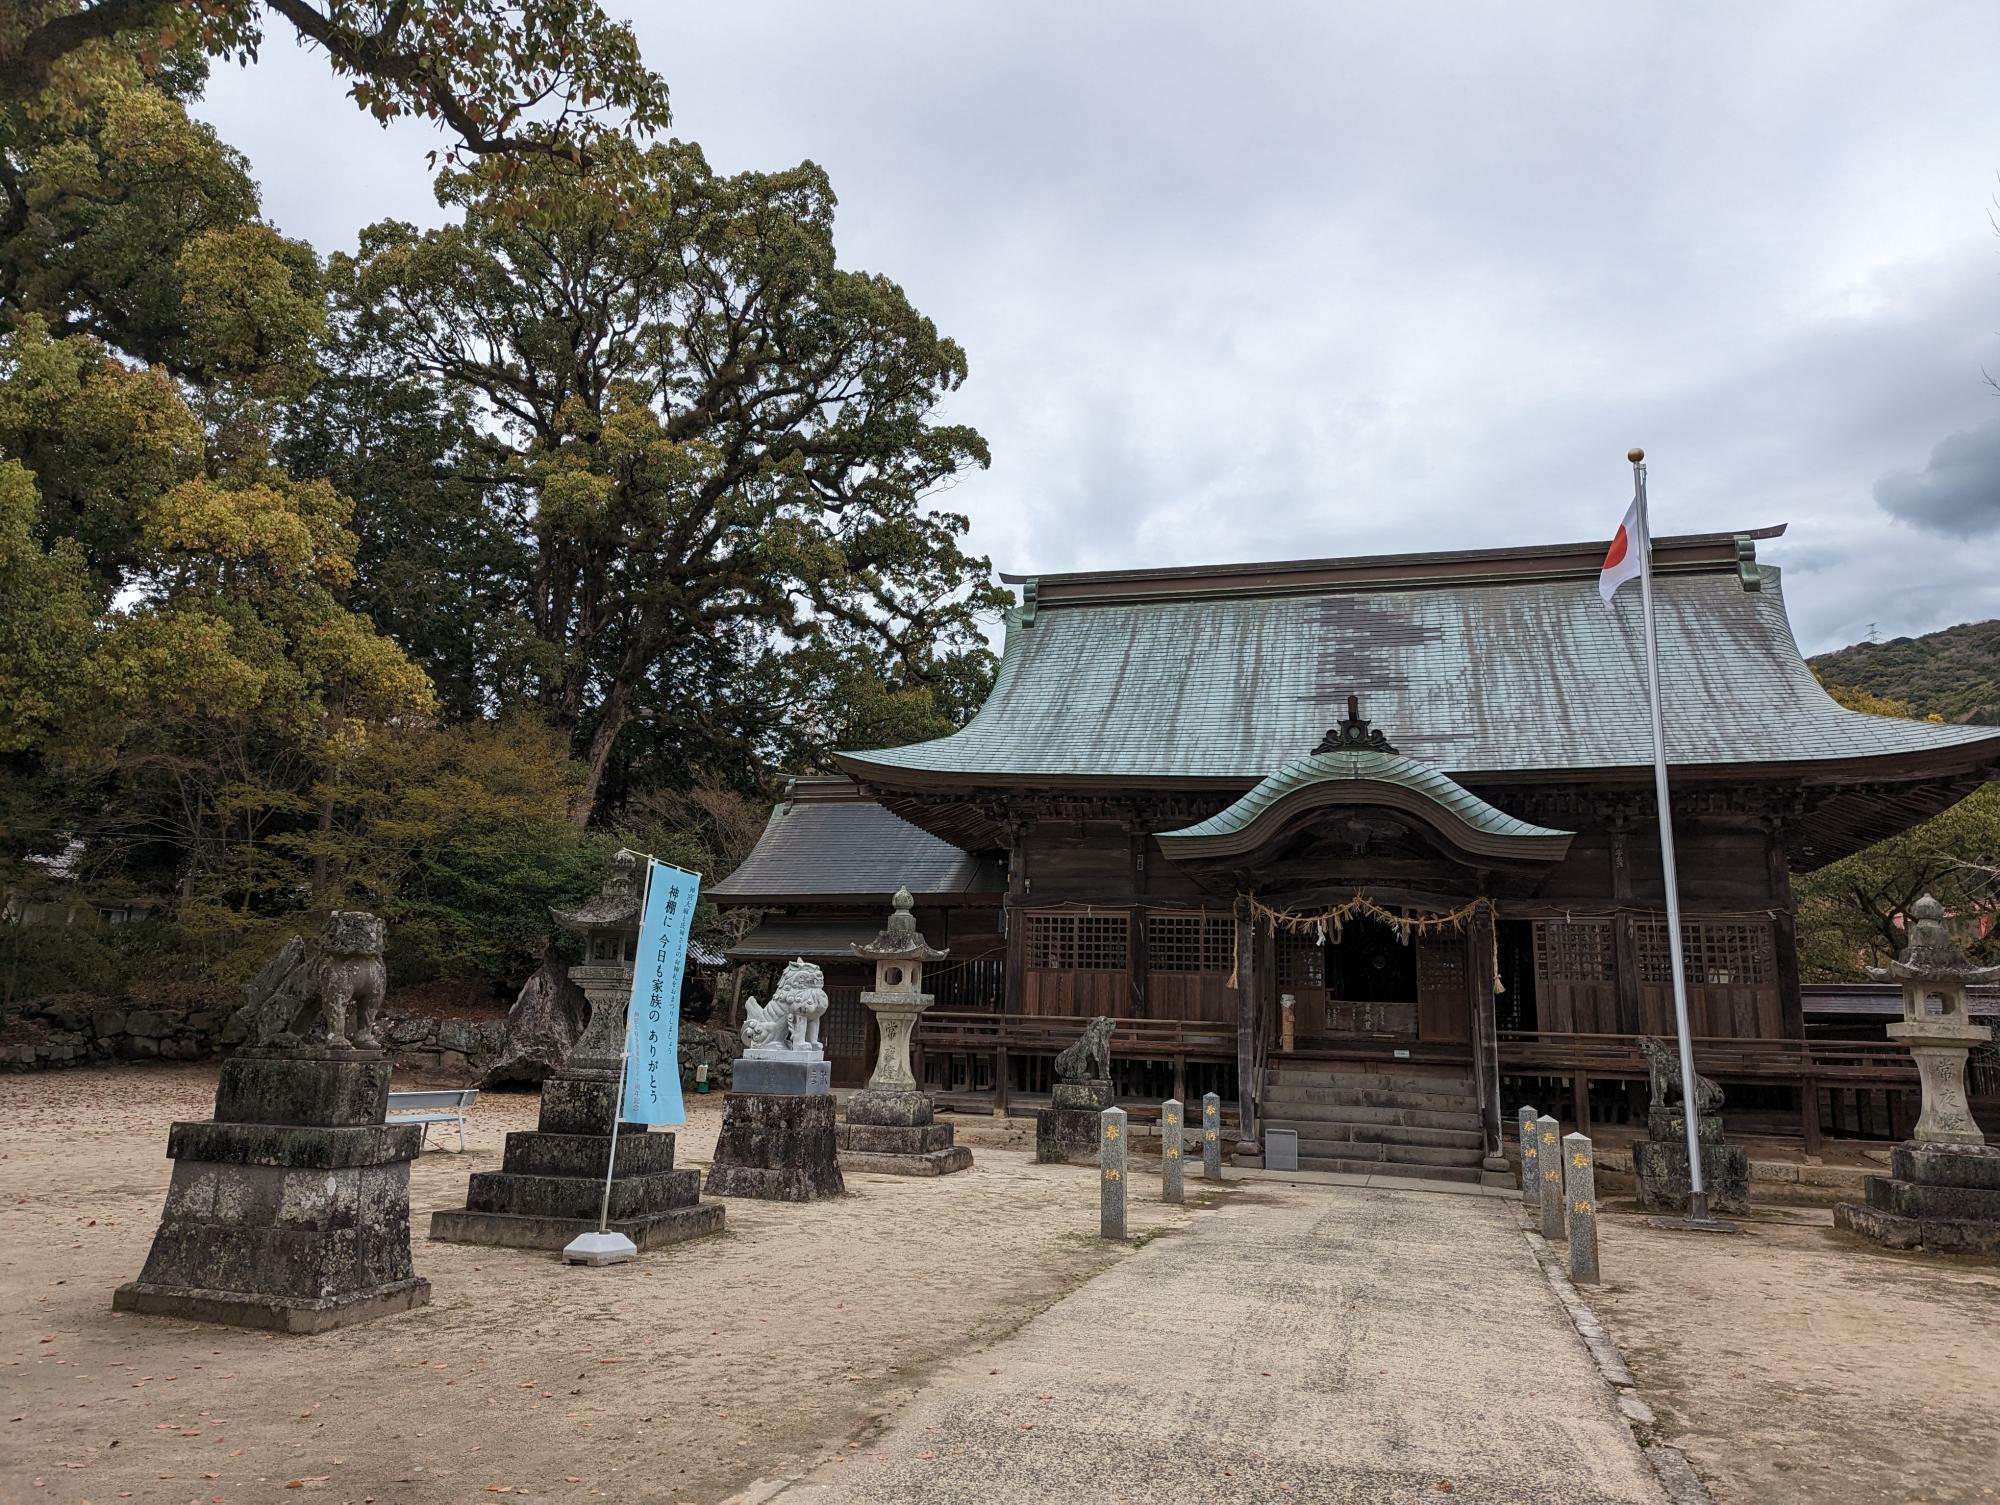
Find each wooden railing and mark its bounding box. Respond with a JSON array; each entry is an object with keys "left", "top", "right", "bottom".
[
  {"left": 915, "top": 1011, "right": 1239, "bottom": 1116},
  {"left": 1498, "top": 1030, "right": 1916, "bottom": 1082}
]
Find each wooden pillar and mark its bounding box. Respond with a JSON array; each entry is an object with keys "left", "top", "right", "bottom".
[
  {"left": 1470, "top": 906, "right": 1503, "bottom": 1160},
  {"left": 1766, "top": 819, "right": 1805, "bottom": 1039},
  {"left": 1234, "top": 912, "right": 1259, "bottom": 1148},
  {"left": 1800, "top": 1076, "right": 1823, "bottom": 1156}
]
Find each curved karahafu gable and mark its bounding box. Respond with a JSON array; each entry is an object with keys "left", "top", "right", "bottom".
[
  {"left": 1157, "top": 748, "right": 1575, "bottom": 866},
  {"left": 838, "top": 535, "right": 2000, "bottom": 785}
]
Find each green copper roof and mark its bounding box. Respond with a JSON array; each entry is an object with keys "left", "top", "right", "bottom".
[
  {"left": 838, "top": 565, "right": 2000, "bottom": 783},
  {"left": 1157, "top": 748, "right": 1573, "bottom": 862}
]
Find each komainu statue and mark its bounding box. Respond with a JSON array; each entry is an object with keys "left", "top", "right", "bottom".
[
  {"left": 261, "top": 911, "right": 389, "bottom": 1052},
  {"left": 1637, "top": 1034, "right": 1724, "bottom": 1116},
  {"left": 741, "top": 958, "right": 831, "bottom": 1055},
  {"left": 1055, "top": 1015, "right": 1115, "bottom": 1083}
]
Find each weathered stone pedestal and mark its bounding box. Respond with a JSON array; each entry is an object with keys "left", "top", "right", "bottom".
[
  {"left": 1634, "top": 1108, "right": 1749, "bottom": 1216},
  {"left": 114, "top": 1050, "right": 429, "bottom": 1333},
  {"left": 430, "top": 1075, "right": 722, "bottom": 1251},
  {"left": 1836, "top": 1143, "right": 2000, "bottom": 1255},
  {"left": 838, "top": 1088, "right": 973, "bottom": 1176},
  {"left": 707, "top": 1091, "right": 846, "bottom": 1200},
  {"left": 1036, "top": 1078, "right": 1112, "bottom": 1164},
  {"left": 432, "top": 851, "right": 724, "bottom": 1253}
]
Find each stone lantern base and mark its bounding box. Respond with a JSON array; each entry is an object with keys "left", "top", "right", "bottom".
[
  {"left": 430, "top": 1076, "right": 723, "bottom": 1252},
  {"left": 114, "top": 1051, "right": 429, "bottom": 1333},
  {"left": 1835, "top": 1143, "right": 2000, "bottom": 1256},
  {"left": 836, "top": 1088, "right": 973, "bottom": 1176}
]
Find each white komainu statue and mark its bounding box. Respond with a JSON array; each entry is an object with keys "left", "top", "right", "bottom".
[{"left": 741, "top": 958, "right": 831, "bottom": 1055}]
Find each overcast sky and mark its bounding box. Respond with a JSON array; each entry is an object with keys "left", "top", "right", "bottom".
[{"left": 193, "top": 2, "right": 2000, "bottom": 654}]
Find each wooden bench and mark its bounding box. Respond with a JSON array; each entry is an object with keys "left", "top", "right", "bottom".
[{"left": 385, "top": 1088, "right": 478, "bottom": 1153}]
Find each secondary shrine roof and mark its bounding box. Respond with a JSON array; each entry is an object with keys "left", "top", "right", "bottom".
[
  {"left": 709, "top": 778, "right": 1003, "bottom": 903},
  {"left": 836, "top": 530, "right": 2000, "bottom": 786}
]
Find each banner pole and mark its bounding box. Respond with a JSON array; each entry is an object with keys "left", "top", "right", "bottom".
[
  {"left": 1632, "top": 450, "right": 1710, "bottom": 1220},
  {"left": 597, "top": 854, "right": 656, "bottom": 1238}
]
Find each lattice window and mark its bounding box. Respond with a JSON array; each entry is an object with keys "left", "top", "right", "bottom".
[
  {"left": 1532, "top": 919, "right": 1616, "bottom": 985},
  {"left": 1145, "top": 913, "right": 1234, "bottom": 974},
  {"left": 1416, "top": 933, "right": 1467, "bottom": 996},
  {"left": 1636, "top": 919, "right": 1774, "bottom": 987},
  {"left": 1275, "top": 933, "right": 1326, "bottom": 989},
  {"left": 1025, "top": 912, "right": 1129, "bottom": 971},
  {"left": 822, "top": 988, "right": 867, "bottom": 1057}
]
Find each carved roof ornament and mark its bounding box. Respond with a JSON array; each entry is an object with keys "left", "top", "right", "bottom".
[
  {"left": 853, "top": 885, "right": 947, "bottom": 961},
  {"left": 1314, "top": 694, "right": 1398, "bottom": 755},
  {"left": 1868, "top": 894, "right": 2000, "bottom": 985}
]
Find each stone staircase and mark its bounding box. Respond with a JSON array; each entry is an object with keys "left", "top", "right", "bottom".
[{"left": 1261, "top": 1063, "right": 1489, "bottom": 1184}]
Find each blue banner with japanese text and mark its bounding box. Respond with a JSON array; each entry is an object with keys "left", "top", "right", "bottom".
[{"left": 621, "top": 859, "right": 700, "bottom": 1126}]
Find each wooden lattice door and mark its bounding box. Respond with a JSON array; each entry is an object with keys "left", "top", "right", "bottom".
[
  {"left": 1416, "top": 931, "right": 1471, "bottom": 1042},
  {"left": 1531, "top": 919, "right": 1618, "bottom": 1034}
]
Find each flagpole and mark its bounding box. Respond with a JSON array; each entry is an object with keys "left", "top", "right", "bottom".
[
  {"left": 595, "top": 853, "right": 656, "bottom": 1239},
  {"left": 1630, "top": 448, "right": 1710, "bottom": 1221}
]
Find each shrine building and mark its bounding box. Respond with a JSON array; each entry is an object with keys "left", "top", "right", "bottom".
[{"left": 713, "top": 526, "right": 2000, "bottom": 1177}]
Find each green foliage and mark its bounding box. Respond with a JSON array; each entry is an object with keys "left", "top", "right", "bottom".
[
  {"left": 2, "top": 3, "right": 671, "bottom": 165},
  {"left": 1795, "top": 657, "right": 2000, "bottom": 979},
  {"left": 336, "top": 139, "right": 1006, "bottom": 821},
  {"left": 1, "top": 48, "right": 325, "bottom": 395},
  {"left": 1810, "top": 621, "right": 2000, "bottom": 724}
]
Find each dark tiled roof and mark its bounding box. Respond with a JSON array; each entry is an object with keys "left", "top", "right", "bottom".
[
  {"left": 839, "top": 560, "right": 2000, "bottom": 783},
  {"left": 727, "top": 918, "right": 884, "bottom": 960},
  {"left": 710, "top": 779, "right": 999, "bottom": 902}
]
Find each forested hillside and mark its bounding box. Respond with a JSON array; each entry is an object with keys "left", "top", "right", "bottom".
[{"left": 1811, "top": 621, "right": 2000, "bottom": 724}]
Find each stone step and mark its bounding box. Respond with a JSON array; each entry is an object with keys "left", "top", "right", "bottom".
[
  {"left": 1260, "top": 1084, "right": 1481, "bottom": 1118},
  {"left": 500, "top": 1129, "right": 677, "bottom": 1179},
  {"left": 464, "top": 1167, "right": 701, "bottom": 1221},
  {"left": 1266, "top": 1128, "right": 1484, "bottom": 1168},
  {"left": 1264, "top": 1118, "right": 1485, "bottom": 1152},
  {"left": 1290, "top": 1153, "right": 1485, "bottom": 1184}
]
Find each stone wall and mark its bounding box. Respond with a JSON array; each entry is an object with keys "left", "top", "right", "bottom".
[{"left": 0, "top": 996, "right": 229, "bottom": 1068}]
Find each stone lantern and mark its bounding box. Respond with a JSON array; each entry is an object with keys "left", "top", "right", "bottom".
[
  {"left": 1871, "top": 895, "right": 1994, "bottom": 1147},
  {"left": 832, "top": 887, "right": 973, "bottom": 1176},
  {"left": 549, "top": 846, "right": 646, "bottom": 1087},
  {"left": 431, "top": 849, "right": 724, "bottom": 1251},
  {"left": 1835, "top": 894, "right": 2000, "bottom": 1254}
]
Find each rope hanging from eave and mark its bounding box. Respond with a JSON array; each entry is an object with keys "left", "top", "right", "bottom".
[{"left": 1227, "top": 891, "right": 1506, "bottom": 995}]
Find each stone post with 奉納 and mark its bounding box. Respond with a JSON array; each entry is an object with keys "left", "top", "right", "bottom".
[
  {"left": 1100, "top": 1106, "right": 1128, "bottom": 1239},
  {"left": 1518, "top": 1104, "right": 1538, "bottom": 1208},
  {"left": 431, "top": 852, "right": 723, "bottom": 1251},
  {"left": 834, "top": 887, "right": 973, "bottom": 1177},
  {"left": 1836, "top": 895, "right": 2000, "bottom": 1255},
  {"left": 1202, "top": 1091, "right": 1223, "bottom": 1181},
  {"left": 1536, "top": 1114, "right": 1565, "bottom": 1242},
  {"left": 1161, "top": 1098, "right": 1185, "bottom": 1203},
  {"left": 115, "top": 912, "right": 430, "bottom": 1332},
  {"left": 1563, "top": 1132, "right": 1601, "bottom": 1285},
  {"left": 1036, "top": 1015, "right": 1116, "bottom": 1163}
]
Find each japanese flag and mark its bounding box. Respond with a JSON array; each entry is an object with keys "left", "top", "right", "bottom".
[{"left": 1599, "top": 494, "right": 1646, "bottom": 607}]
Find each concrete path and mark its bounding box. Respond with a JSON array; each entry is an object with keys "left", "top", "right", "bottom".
[{"left": 744, "top": 1183, "right": 1665, "bottom": 1505}]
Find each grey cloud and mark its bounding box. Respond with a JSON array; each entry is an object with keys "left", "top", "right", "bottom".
[
  {"left": 1874, "top": 418, "right": 2000, "bottom": 537},
  {"left": 189, "top": 2, "right": 2000, "bottom": 658}
]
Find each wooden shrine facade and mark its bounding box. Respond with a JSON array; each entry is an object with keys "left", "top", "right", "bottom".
[{"left": 717, "top": 527, "right": 2000, "bottom": 1147}]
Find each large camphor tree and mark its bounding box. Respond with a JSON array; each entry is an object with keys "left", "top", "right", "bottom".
[{"left": 327, "top": 141, "right": 1006, "bottom": 823}]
